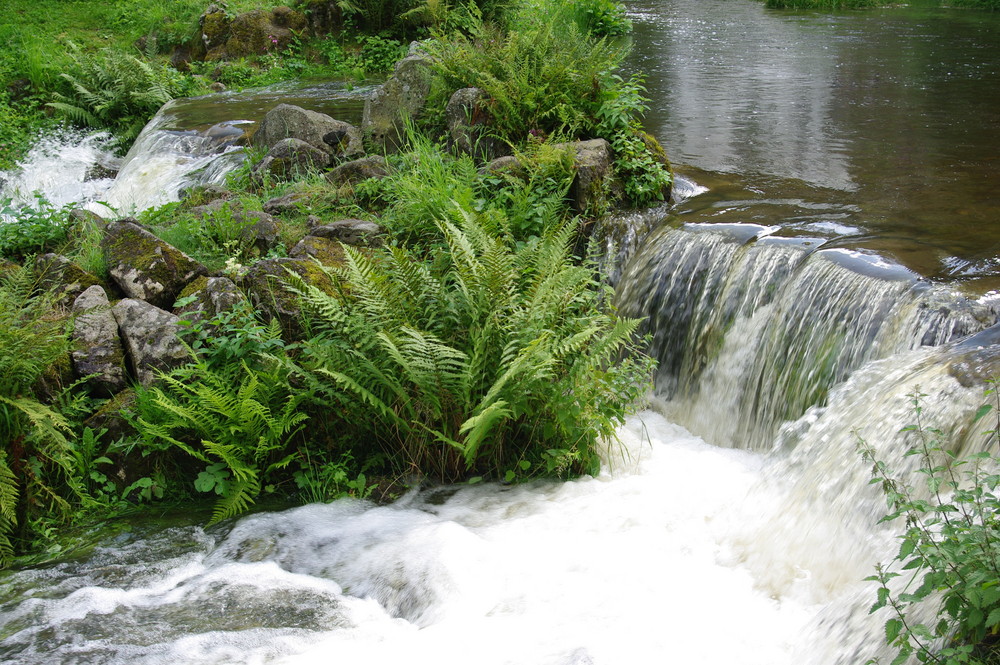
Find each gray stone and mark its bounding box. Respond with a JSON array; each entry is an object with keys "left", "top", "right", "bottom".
[
  {"left": 253, "top": 104, "right": 363, "bottom": 159},
  {"left": 71, "top": 286, "right": 127, "bottom": 396},
  {"left": 263, "top": 191, "right": 311, "bottom": 215},
  {"left": 289, "top": 236, "right": 347, "bottom": 266},
  {"left": 240, "top": 257, "right": 336, "bottom": 339},
  {"left": 251, "top": 138, "right": 331, "bottom": 183},
  {"left": 362, "top": 54, "right": 433, "bottom": 153},
  {"left": 35, "top": 253, "right": 103, "bottom": 307},
  {"left": 112, "top": 298, "right": 191, "bottom": 386},
  {"left": 325, "top": 156, "right": 389, "bottom": 186},
  {"left": 309, "top": 219, "right": 385, "bottom": 246},
  {"left": 103, "top": 220, "right": 208, "bottom": 310},
  {"left": 554, "top": 138, "right": 613, "bottom": 215},
  {"left": 175, "top": 275, "right": 247, "bottom": 327}
]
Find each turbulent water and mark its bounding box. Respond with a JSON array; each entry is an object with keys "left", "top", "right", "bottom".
[{"left": 3, "top": 2, "right": 1000, "bottom": 663}]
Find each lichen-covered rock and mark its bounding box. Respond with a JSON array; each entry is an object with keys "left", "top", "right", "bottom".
[
  {"left": 251, "top": 138, "right": 332, "bottom": 184},
  {"left": 362, "top": 54, "right": 434, "bottom": 153},
  {"left": 325, "top": 156, "right": 389, "bottom": 186},
  {"left": 240, "top": 257, "right": 336, "bottom": 339},
  {"left": 103, "top": 220, "right": 207, "bottom": 310},
  {"left": 445, "top": 87, "right": 505, "bottom": 162},
  {"left": 309, "top": 219, "right": 385, "bottom": 247},
  {"left": 71, "top": 285, "right": 127, "bottom": 396},
  {"left": 112, "top": 298, "right": 190, "bottom": 386},
  {"left": 175, "top": 275, "right": 246, "bottom": 325},
  {"left": 253, "top": 104, "right": 363, "bottom": 160},
  {"left": 289, "top": 236, "right": 347, "bottom": 266},
  {"left": 35, "top": 253, "right": 103, "bottom": 307}
]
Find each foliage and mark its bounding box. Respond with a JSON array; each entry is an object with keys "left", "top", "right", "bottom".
[
  {"left": 47, "top": 44, "right": 184, "bottom": 146},
  {"left": 861, "top": 387, "right": 1000, "bottom": 665},
  {"left": 359, "top": 36, "right": 407, "bottom": 73},
  {"left": 133, "top": 303, "right": 309, "bottom": 523},
  {"left": 0, "top": 194, "right": 76, "bottom": 260},
  {"left": 0, "top": 266, "right": 82, "bottom": 567},
  {"left": 290, "top": 202, "right": 653, "bottom": 482}
]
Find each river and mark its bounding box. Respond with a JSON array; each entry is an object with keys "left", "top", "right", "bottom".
[{"left": 2, "top": 2, "right": 1000, "bottom": 663}]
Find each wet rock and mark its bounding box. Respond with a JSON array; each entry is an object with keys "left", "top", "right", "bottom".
[
  {"left": 325, "top": 156, "right": 388, "bottom": 186},
  {"left": 253, "top": 104, "right": 363, "bottom": 160},
  {"left": 445, "top": 87, "right": 505, "bottom": 161},
  {"left": 362, "top": 53, "right": 433, "bottom": 153},
  {"left": 251, "top": 137, "right": 331, "bottom": 183},
  {"left": 103, "top": 220, "right": 208, "bottom": 310},
  {"left": 35, "top": 253, "right": 103, "bottom": 307},
  {"left": 112, "top": 298, "right": 190, "bottom": 385},
  {"left": 309, "top": 219, "right": 385, "bottom": 247},
  {"left": 71, "top": 286, "right": 127, "bottom": 396}
]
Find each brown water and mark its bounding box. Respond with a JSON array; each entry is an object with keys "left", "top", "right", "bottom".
[{"left": 625, "top": 0, "right": 1000, "bottom": 292}]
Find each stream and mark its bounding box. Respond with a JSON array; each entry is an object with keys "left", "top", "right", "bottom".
[{"left": 3, "top": 1, "right": 1000, "bottom": 663}]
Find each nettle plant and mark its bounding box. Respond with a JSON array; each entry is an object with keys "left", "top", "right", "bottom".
[{"left": 860, "top": 387, "right": 1000, "bottom": 665}]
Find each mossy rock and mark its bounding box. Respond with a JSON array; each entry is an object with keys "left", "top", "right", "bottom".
[
  {"left": 240, "top": 257, "right": 336, "bottom": 339},
  {"left": 175, "top": 275, "right": 246, "bottom": 325},
  {"left": 289, "top": 236, "right": 347, "bottom": 266},
  {"left": 638, "top": 130, "right": 673, "bottom": 201},
  {"left": 35, "top": 253, "right": 104, "bottom": 308},
  {"left": 85, "top": 388, "right": 138, "bottom": 443},
  {"left": 225, "top": 8, "right": 307, "bottom": 58},
  {"left": 72, "top": 285, "right": 128, "bottom": 397},
  {"left": 103, "top": 220, "right": 208, "bottom": 310}
]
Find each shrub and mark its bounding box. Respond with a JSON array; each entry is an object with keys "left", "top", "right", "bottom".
[
  {"left": 861, "top": 387, "right": 1000, "bottom": 665},
  {"left": 290, "top": 202, "right": 654, "bottom": 483},
  {"left": 0, "top": 194, "right": 76, "bottom": 260}
]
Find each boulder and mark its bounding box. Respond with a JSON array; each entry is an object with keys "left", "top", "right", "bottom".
[
  {"left": 298, "top": 0, "right": 344, "bottom": 35},
  {"left": 325, "top": 156, "right": 389, "bottom": 186},
  {"left": 362, "top": 53, "right": 434, "bottom": 153},
  {"left": 112, "top": 299, "right": 190, "bottom": 386},
  {"left": 309, "top": 219, "right": 385, "bottom": 247},
  {"left": 555, "top": 138, "right": 613, "bottom": 215},
  {"left": 263, "top": 191, "right": 311, "bottom": 215},
  {"left": 71, "top": 286, "right": 127, "bottom": 396},
  {"left": 251, "top": 138, "right": 333, "bottom": 184},
  {"left": 188, "top": 199, "right": 281, "bottom": 256},
  {"left": 240, "top": 257, "right": 336, "bottom": 339},
  {"left": 175, "top": 276, "right": 246, "bottom": 326},
  {"left": 103, "top": 220, "right": 207, "bottom": 310},
  {"left": 223, "top": 7, "right": 308, "bottom": 59},
  {"left": 253, "top": 104, "right": 363, "bottom": 160},
  {"left": 445, "top": 87, "right": 505, "bottom": 161},
  {"left": 84, "top": 388, "right": 138, "bottom": 442},
  {"left": 35, "top": 253, "right": 103, "bottom": 307},
  {"left": 197, "top": 4, "right": 232, "bottom": 59}
]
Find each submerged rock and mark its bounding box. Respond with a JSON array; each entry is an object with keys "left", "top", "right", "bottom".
[{"left": 103, "top": 220, "right": 207, "bottom": 310}]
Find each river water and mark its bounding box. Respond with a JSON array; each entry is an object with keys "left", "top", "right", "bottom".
[{"left": 2, "top": 2, "right": 1000, "bottom": 664}]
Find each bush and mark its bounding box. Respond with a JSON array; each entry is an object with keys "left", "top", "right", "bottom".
[
  {"left": 290, "top": 202, "right": 654, "bottom": 483},
  {"left": 0, "top": 194, "right": 76, "bottom": 260},
  {"left": 861, "top": 388, "right": 1000, "bottom": 665}
]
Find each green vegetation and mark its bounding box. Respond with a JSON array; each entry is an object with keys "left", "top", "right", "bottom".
[
  {"left": 0, "top": 0, "right": 661, "bottom": 562},
  {"left": 861, "top": 388, "right": 1000, "bottom": 665}
]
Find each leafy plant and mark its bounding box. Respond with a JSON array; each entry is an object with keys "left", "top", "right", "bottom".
[
  {"left": 291, "top": 201, "right": 653, "bottom": 482},
  {"left": 47, "top": 44, "right": 182, "bottom": 146},
  {"left": 0, "top": 194, "right": 76, "bottom": 260},
  {"left": 861, "top": 387, "right": 1000, "bottom": 665}
]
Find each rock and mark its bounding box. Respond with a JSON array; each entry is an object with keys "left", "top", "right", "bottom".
[
  {"left": 240, "top": 257, "right": 336, "bottom": 339},
  {"left": 289, "top": 236, "right": 347, "bottom": 266},
  {"left": 479, "top": 155, "right": 525, "bottom": 179},
  {"left": 263, "top": 191, "right": 311, "bottom": 215},
  {"left": 187, "top": 199, "right": 281, "bottom": 256},
  {"left": 225, "top": 8, "right": 307, "bottom": 58},
  {"left": 180, "top": 183, "right": 232, "bottom": 207},
  {"left": 112, "top": 298, "right": 191, "bottom": 386},
  {"left": 69, "top": 207, "right": 107, "bottom": 231},
  {"left": 35, "top": 253, "right": 103, "bottom": 307},
  {"left": 298, "top": 0, "right": 343, "bottom": 35},
  {"left": 197, "top": 5, "right": 232, "bottom": 59},
  {"left": 325, "top": 156, "right": 389, "bottom": 186},
  {"left": 445, "top": 87, "right": 505, "bottom": 161},
  {"left": 308, "top": 219, "right": 385, "bottom": 247},
  {"left": 103, "top": 220, "right": 208, "bottom": 310},
  {"left": 251, "top": 138, "right": 331, "bottom": 184},
  {"left": 71, "top": 286, "right": 127, "bottom": 396},
  {"left": 210, "top": 82, "right": 227, "bottom": 93},
  {"left": 253, "top": 104, "right": 363, "bottom": 160},
  {"left": 175, "top": 275, "right": 246, "bottom": 326},
  {"left": 555, "top": 138, "right": 613, "bottom": 215},
  {"left": 85, "top": 389, "right": 138, "bottom": 442},
  {"left": 362, "top": 53, "right": 434, "bottom": 153}
]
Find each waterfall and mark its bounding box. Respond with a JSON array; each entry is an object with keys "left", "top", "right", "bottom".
[{"left": 615, "top": 221, "right": 996, "bottom": 449}]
